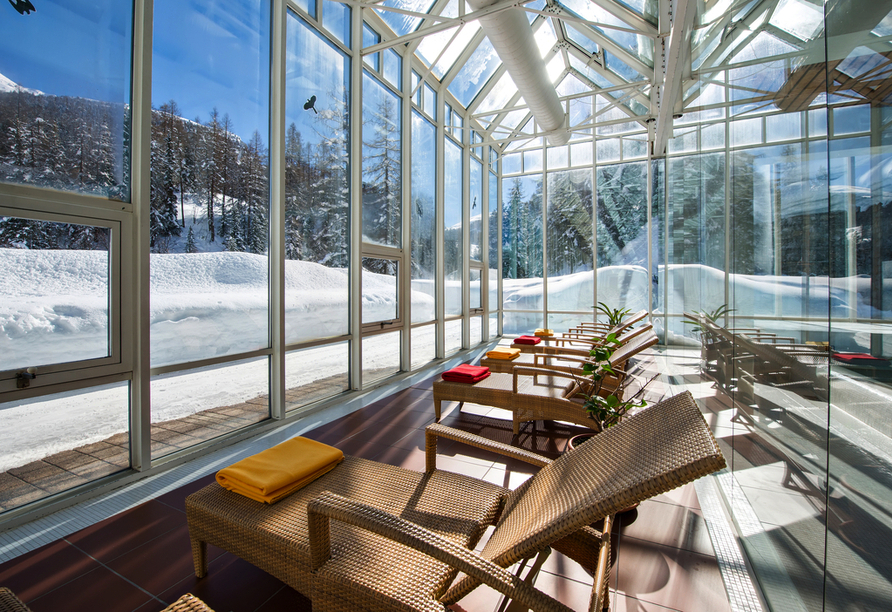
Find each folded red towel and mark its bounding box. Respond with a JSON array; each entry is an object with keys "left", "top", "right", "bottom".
[
  {"left": 442, "top": 371, "right": 490, "bottom": 383},
  {"left": 513, "top": 335, "right": 542, "bottom": 345},
  {"left": 442, "top": 364, "right": 491, "bottom": 383},
  {"left": 832, "top": 352, "right": 888, "bottom": 363}
]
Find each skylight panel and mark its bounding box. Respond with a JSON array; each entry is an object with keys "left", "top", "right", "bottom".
[
  {"left": 604, "top": 51, "right": 642, "bottom": 82},
  {"left": 560, "top": 0, "right": 653, "bottom": 68},
  {"left": 415, "top": 0, "right": 459, "bottom": 67},
  {"left": 565, "top": 24, "right": 600, "bottom": 56},
  {"left": 476, "top": 71, "right": 518, "bottom": 114},
  {"left": 730, "top": 31, "right": 798, "bottom": 65},
  {"left": 556, "top": 73, "right": 590, "bottom": 97},
  {"left": 568, "top": 54, "right": 613, "bottom": 89},
  {"left": 873, "top": 9, "right": 892, "bottom": 36},
  {"left": 534, "top": 20, "right": 557, "bottom": 57},
  {"left": 547, "top": 54, "right": 565, "bottom": 83},
  {"left": 768, "top": 0, "right": 823, "bottom": 42},
  {"left": 375, "top": 0, "right": 437, "bottom": 37},
  {"left": 432, "top": 21, "right": 481, "bottom": 78},
  {"left": 448, "top": 36, "right": 500, "bottom": 108}
]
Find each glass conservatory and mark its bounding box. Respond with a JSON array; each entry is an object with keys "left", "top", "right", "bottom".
[{"left": 0, "top": 0, "right": 890, "bottom": 609}]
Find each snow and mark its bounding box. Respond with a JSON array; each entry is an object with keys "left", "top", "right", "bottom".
[
  {"left": 0, "top": 71, "right": 42, "bottom": 95},
  {"left": 1, "top": 209, "right": 887, "bottom": 470}
]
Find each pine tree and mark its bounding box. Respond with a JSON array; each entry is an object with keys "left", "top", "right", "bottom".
[
  {"left": 362, "top": 96, "right": 401, "bottom": 246},
  {"left": 185, "top": 226, "right": 198, "bottom": 253}
]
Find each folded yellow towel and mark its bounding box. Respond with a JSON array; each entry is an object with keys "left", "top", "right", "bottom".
[
  {"left": 487, "top": 347, "right": 521, "bottom": 360},
  {"left": 534, "top": 328, "right": 554, "bottom": 337},
  {"left": 216, "top": 437, "right": 344, "bottom": 504}
]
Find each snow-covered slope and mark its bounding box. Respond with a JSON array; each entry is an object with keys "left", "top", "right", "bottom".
[{"left": 0, "top": 71, "right": 42, "bottom": 95}]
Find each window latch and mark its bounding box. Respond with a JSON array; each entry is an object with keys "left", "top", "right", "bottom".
[{"left": 16, "top": 367, "right": 37, "bottom": 389}]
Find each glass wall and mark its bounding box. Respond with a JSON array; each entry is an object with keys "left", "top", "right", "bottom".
[
  {"left": 444, "top": 138, "right": 463, "bottom": 317},
  {"left": 502, "top": 173, "right": 543, "bottom": 334},
  {"left": 411, "top": 111, "right": 436, "bottom": 325},
  {"left": 284, "top": 11, "right": 350, "bottom": 346},
  {"left": 149, "top": 0, "right": 272, "bottom": 452}
]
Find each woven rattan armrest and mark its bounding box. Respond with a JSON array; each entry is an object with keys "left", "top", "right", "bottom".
[
  {"left": 510, "top": 365, "right": 584, "bottom": 392},
  {"left": 307, "top": 492, "right": 574, "bottom": 612},
  {"left": 425, "top": 423, "right": 552, "bottom": 471}
]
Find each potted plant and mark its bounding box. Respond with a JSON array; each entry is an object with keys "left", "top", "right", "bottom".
[
  {"left": 567, "top": 334, "right": 656, "bottom": 449},
  {"left": 595, "top": 301, "right": 633, "bottom": 327}
]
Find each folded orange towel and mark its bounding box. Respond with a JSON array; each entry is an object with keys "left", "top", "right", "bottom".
[
  {"left": 216, "top": 437, "right": 344, "bottom": 504},
  {"left": 534, "top": 328, "right": 554, "bottom": 337},
  {"left": 486, "top": 347, "right": 521, "bottom": 360}
]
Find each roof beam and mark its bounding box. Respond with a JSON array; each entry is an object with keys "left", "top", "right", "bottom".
[{"left": 652, "top": 0, "right": 697, "bottom": 156}]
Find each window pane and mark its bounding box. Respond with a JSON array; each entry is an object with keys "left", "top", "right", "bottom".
[
  {"left": 362, "top": 257, "right": 398, "bottom": 325},
  {"left": 151, "top": 0, "right": 271, "bottom": 367},
  {"left": 470, "top": 315, "right": 483, "bottom": 345},
  {"left": 411, "top": 112, "right": 436, "bottom": 324},
  {"left": 423, "top": 83, "right": 437, "bottom": 121},
  {"left": 363, "top": 23, "right": 380, "bottom": 71},
  {"left": 411, "top": 323, "right": 437, "bottom": 370},
  {"left": 363, "top": 331, "right": 401, "bottom": 384},
  {"left": 445, "top": 140, "right": 463, "bottom": 316},
  {"left": 0, "top": 382, "right": 129, "bottom": 512},
  {"left": 285, "top": 342, "right": 349, "bottom": 410},
  {"left": 0, "top": 1, "right": 131, "bottom": 199},
  {"left": 445, "top": 318, "right": 462, "bottom": 356},
  {"left": 547, "top": 169, "right": 593, "bottom": 311},
  {"left": 322, "top": 0, "right": 351, "bottom": 46},
  {"left": 470, "top": 269, "right": 482, "bottom": 309},
  {"left": 151, "top": 357, "right": 269, "bottom": 460},
  {"left": 0, "top": 217, "right": 110, "bottom": 372},
  {"left": 502, "top": 175, "right": 543, "bottom": 317},
  {"left": 383, "top": 49, "right": 402, "bottom": 91},
  {"left": 285, "top": 12, "right": 349, "bottom": 344},
  {"left": 362, "top": 74, "right": 402, "bottom": 248},
  {"left": 597, "top": 162, "right": 651, "bottom": 314},
  {"left": 470, "top": 158, "right": 483, "bottom": 261}
]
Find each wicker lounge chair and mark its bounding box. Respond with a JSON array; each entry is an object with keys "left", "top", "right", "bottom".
[
  {"left": 186, "top": 391, "right": 724, "bottom": 612},
  {"left": 510, "top": 310, "right": 648, "bottom": 354},
  {"left": 480, "top": 325, "right": 656, "bottom": 375},
  {"left": 435, "top": 330, "right": 658, "bottom": 434},
  {"left": 0, "top": 588, "right": 213, "bottom": 612}
]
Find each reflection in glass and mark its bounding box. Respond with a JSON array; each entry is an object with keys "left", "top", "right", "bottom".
[
  {"left": 152, "top": 357, "right": 269, "bottom": 460},
  {"left": 285, "top": 342, "right": 349, "bottom": 411},
  {"left": 0, "top": 382, "right": 129, "bottom": 511},
  {"left": 411, "top": 112, "right": 437, "bottom": 324},
  {"left": 489, "top": 170, "right": 499, "bottom": 312},
  {"left": 470, "top": 269, "right": 482, "bottom": 310},
  {"left": 362, "top": 73, "right": 402, "bottom": 248},
  {"left": 0, "top": 217, "right": 110, "bottom": 372},
  {"left": 0, "top": 0, "right": 131, "bottom": 199},
  {"left": 322, "top": 0, "right": 351, "bottom": 46}
]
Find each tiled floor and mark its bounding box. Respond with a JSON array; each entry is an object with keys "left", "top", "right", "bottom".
[{"left": 0, "top": 357, "right": 736, "bottom": 612}]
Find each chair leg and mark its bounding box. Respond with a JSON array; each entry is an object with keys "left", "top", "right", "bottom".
[
  {"left": 496, "top": 548, "right": 552, "bottom": 612},
  {"left": 191, "top": 536, "right": 208, "bottom": 578}
]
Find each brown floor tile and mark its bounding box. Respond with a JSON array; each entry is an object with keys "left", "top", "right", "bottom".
[
  {"left": 370, "top": 445, "right": 427, "bottom": 471},
  {"left": 159, "top": 553, "right": 292, "bottom": 612},
  {"left": 611, "top": 593, "right": 681, "bottom": 611},
  {"left": 616, "top": 500, "right": 715, "bottom": 557},
  {"left": 613, "top": 539, "right": 731, "bottom": 612},
  {"left": 66, "top": 500, "right": 187, "bottom": 563},
  {"left": 105, "top": 523, "right": 226, "bottom": 597},
  {"left": 253, "top": 585, "right": 312, "bottom": 611},
  {"left": 154, "top": 474, "right": 217, "bottom": 512},
  {"left": 25, "top": 565, "right": 155, "bottom": 612},
  {"left": 650, "top": 482, "right": 701, "bottom": 510},
  {"left": 0, "top": 539, "right": 100, "bottom": 603}
]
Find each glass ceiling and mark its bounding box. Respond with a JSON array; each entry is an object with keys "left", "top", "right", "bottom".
[{"left": 362, "top": 0, "right": 892, "bottom": 153}]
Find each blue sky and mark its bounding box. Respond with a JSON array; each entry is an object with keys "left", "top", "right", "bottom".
[{"left": 0, "top": 0, "right": 270, "bottom": 143}]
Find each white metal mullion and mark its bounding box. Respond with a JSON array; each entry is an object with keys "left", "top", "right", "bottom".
[
  {"left": 436, "top": 86, "right": 446, "bottom": 358},
  {"left": 462, "top": 134, "right": 470, "bottom": 348},
  {"left": 653, "top": 0, "right": 697, "bottom": 156},
  {"left": 270, "top": 0, "right": 287, "bottom": 419},
  {"left": 401, "top": 38, "right": 413, "bottom": 371},
  {"left": 541, "top": 136, "right": 548, "bottom": 328},
  {"left": 130, "top": 0, "right": 153, "bottom": 472},
  {"left": 350, "top": 3, "right": 364, "bottom": 389}
]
